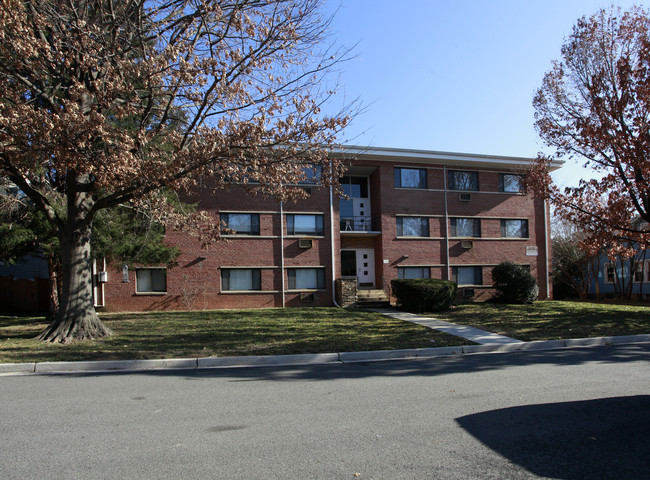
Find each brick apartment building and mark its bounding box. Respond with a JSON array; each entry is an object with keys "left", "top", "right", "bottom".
[{"left": 97, "top": 145, "right": 562, "bottom": 311}]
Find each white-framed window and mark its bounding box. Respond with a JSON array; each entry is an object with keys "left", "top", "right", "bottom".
[
  {"left": 287, "top": 268, "right": 326, "bottom": 290},
  {"left": 499, "top": 173, "right": 524, "bottom": 193},
  {"left": 604, "top": 263, "right": 616, "bottom": 284},
  {"left": 451, "top": 266, "right": 483, "bottom": 286},
  {"left": 136, "top": 268, "right": 167, "bottom": 293},
  {"left": 501, "top": 219, "right": 529, "bottom": 238},
  {"left": 397, "top": 267, "right": 431, "bottom": 279},
  {"left": 395, "top": 167, "right": 427, "bottom": 189},
  {"left": 448, "top": 170, "right": 479, "bottom": 191},
  {"left": 221, "top": 268, "right": 261, "bottom": 291},
  {"left": 396, "top": 217, "right": 429, "bottom": 237},
  {"left": 450, "top": 218, "right": 481, "bottom": 237},
  {"left": 221, "top": 213, "right": 260, "bottom": 235},
  {"left": 633, "top": 261, "right": 644, "bottom": 283},
  {"left": 286, "top": 214, "right": 324, "bottom": 236}
]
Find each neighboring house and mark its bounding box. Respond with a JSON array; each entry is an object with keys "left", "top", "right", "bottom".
[
  {"left": 97, "top": 146, "right": 562, "bottom": 311},
  {"left": 0, "top": 254, "right": 50, "bottom": 313},
  {"left": 589, "top": 249, "right": 650, "bottom": 299}
]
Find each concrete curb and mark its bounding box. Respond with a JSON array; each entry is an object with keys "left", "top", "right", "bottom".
[
  {"left": 197, "top": 353, "right": 339, "bottom": 368},
  {"left": 1, "top": 334, "right": 650, "bottom": 375}
]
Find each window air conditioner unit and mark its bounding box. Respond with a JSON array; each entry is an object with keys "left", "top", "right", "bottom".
[
  {"left": 300, "top": 292, "right": 315, "bottom": 303},
  {"left": 97, "top": 271, "right": 108, "bottom": 283},
  {"left": 460, "top": 239, "right": 473, "bottom": 249},
  {"left": 459, "top": 193, "right": 471, "bottom": 201},
  {"left": 298, "top": 238, "right": 313, "bottom": 249}
]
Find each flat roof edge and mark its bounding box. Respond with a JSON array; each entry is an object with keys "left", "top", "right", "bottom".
[{"left": 331, "top": 144, "right": 564, "bottom": 171}]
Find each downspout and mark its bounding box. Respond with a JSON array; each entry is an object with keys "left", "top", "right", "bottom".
[
  {"left": 443, "top": 166, "right": 450, "bottom": 280},
  {"left": 544, "top": 199, "right": 550, "bottom": 299},
  {"left": 330, "top": 175, "right": 341, "bottom": 307},
  {"left": 280, "top": 198, "right": 285, "bottom": 308}
]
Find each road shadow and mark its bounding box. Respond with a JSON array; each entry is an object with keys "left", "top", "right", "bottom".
[{"left": 456, "top": 395, "right": 650, "bottom": 479}]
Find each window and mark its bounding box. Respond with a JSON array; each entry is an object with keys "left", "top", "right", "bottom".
[
  {"left": 341, "top": 176, "right": 369, "bottom": 198},
  {"left": 396, "top": 217, "right": 429, "bottom": 237},
  {"left": 499, "top": 173, "right": 524, "bottom": 193},
  {"left": 451, "top": 266, "right": 483, "bottom": 286},
  {"left": 299, "top": 165, "right": 322, "bottom": 184},
  {"left": 136, "top": 268, "right": 167, "bottom": 293},
  {"left": 633, "top": 262, "right": 644, "bottom": 283},
  {"left": 605, "top": 263, "right": 616, "bottom": 284},
  {"left": 395, "top": 167, "right": 427, "bottom": 189},
  {"left": 448, "top": 170, "right": 479, "bottom": 191},
  {"left": 221, "top": 268, "right": 261, "bottom": 291},
  {"left": 450, "top": 218, "right": 481, "bottom": 237},
  {"left": 398, "top": 267, "right": 430, "bottom": 279},
  {"left": 221, "top": 213, "right": 260, "bottom": 235},
  {"left": 286, "top": 214, "right": 324, "bottom": 236},
  {"left": 287, "top": 268, "right": 326, "bottom": 290},
  {"left": 501, "top": 219, "right": 529, "bottom": 238}
]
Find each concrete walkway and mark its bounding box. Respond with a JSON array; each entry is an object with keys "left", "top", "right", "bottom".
[{"left": 369, "top": 308, "right": 523, "bottom": 345}]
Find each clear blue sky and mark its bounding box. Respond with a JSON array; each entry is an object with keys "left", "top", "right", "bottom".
[{"left": 324, "top": 0, "right": 645, "bottom": 187}]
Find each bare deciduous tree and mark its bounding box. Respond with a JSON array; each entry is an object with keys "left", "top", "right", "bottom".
[{"left": 0, "top": 0, "right": 352, "bottom": 342}]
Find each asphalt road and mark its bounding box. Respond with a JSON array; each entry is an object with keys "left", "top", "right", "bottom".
[{"left": 2, "top": 344, "right": 649, "bottom": 479}]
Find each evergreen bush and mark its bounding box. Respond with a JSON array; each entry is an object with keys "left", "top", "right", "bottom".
[
  {"left": 391, "top": 279, "right": 457, "bottom": 312},
  {"left": 491, "top": 261, "right": 539, "bottom": 304}
]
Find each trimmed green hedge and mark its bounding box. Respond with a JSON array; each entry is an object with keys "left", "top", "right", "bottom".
[
  {"left": 491, "top": 261, "right": 539, "bottom": 304},
  {"left": 391, "top": 279, "right": 457, "bottom": 312}
]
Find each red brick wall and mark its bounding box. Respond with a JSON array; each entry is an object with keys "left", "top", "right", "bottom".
[{"left": 102, "top": 156, "right": 551, "bottom": 311}]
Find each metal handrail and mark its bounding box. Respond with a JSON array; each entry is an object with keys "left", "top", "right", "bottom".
[{"left": 340, "top": 215, "right": 380, "bottom": 232}]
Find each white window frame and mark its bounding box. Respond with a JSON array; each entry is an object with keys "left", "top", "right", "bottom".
[
  {"left": 501, "top": 219, "right": 529, "bottom": 238},
  {"left": 396, "top": 216, "right": 429, "bottom": 237},
  {"left": 499, "top": 173, "right": 524, "bottom": 193},
  {"left": 397, "top": 267, "right": 431, "bottom": 279},
  {"left": 450, "top": 218, "right": 481, "bottom": 237},
  {"left": 287, "top": 268, "right": 326, "bottom": 290},
  {"left": 221, "top": 268, "right": 262, "bottom": 291},
  {"left": 135, "top": 268, "right": 167, "bottom": 294}
]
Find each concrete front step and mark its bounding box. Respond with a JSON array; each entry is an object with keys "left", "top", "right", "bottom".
[
  {"left": 358, "top": 301, "right": 392, "bottom": 308},
  {"left": 357, "top": 289, "right": 389, "bottom": 299}
]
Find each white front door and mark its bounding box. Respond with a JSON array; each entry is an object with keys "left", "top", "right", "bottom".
[{"left": 356, "top": 249, "right": 375, "bottom": 286}]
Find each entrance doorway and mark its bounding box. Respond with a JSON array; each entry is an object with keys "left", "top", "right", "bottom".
[{"left": 341, "top": 249, "right": 375, "bottom": 287}]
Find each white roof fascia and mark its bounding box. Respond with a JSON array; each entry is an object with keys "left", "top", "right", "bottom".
[{"left": 330, "top": 145, "right": 564, "bottom": 172}]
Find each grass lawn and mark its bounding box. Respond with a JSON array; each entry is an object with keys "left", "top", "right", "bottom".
[
  {"left": 0, "top": 307, "right": 473, "bottom": 364},
  {"left": 430, "top": 300, "right": 650, "bottom": 341}
]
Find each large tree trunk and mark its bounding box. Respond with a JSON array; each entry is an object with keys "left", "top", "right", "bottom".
[{"left": 38, "top": 183, "right": 112, "bottom": 343}]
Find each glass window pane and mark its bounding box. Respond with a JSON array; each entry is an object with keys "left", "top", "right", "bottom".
[
  {"left": 137, "top": 269, "right": 166, "bottom": 292},
  {"left": 399, "top": 267, "right": 430, "bottom": 279},
  {"left": 228, "top": 214, "right": 252, "bottom": 233},
  {"left": 396, "top": 168, "right": 426, "bottom": 188},
  {"left": 502, "top": 219, "right": 528, "bottom": 238},
  {"left": 501, "top": 174, "right": 523, "bottom": 192},
  {"left": 288, "top": 214, "right": 323, "bottom": 235},
  {"left": 151, "top": 270, "right": 166, "bottom": 292},
  {"left": 456, "top": 218, "right": 473, "bottom": 237},
  {"left": 137, "top": 270, "right": 151, "bottom": 292},
  {"left": 450, "top": 171, "right": 478, "bottom": 191},
  {"left": 296, "top": 269, "right": 318, "bottom": 288},
  {"left": 230, "top": 269, "right": 253, "bottom": 290}
]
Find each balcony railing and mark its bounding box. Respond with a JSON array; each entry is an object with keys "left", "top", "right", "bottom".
[{"left": 340, "top": 216, "right": 381, "bottom": 232}]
